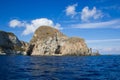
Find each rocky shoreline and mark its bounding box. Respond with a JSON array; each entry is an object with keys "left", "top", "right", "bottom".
[{"left": 0, "top": 26, "right": 100, "bottom": 56}]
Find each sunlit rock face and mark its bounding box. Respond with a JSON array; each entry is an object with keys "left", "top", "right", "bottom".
[
  {"left": 28, "top": 26, "right": 68, "bottom": 55},
  {"left": 28, "top": 26, "right": 96, "bottom": 56},
  {"left": 0, "top": 31, "right": 28, "bottom": 55},
  {"left": 60, "top": 37, "right": 90, "bottom": 56}
]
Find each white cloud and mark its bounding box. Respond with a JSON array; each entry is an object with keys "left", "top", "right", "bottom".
[
  {"left": 96, "top": 47, "right": 120, "bottom": 54},
  {"left": 9, "top": 18, "right": 62, "bottom": 35},
  {"left": 86, "top": 39, "right": 120, "bottom": 54},
  {"left": 70, "top": 19, "right": 120, "bottom": 28},
  {"left": 23, "top": 18, "right": 54, "bottom": 35},
  {"left": 92, "top": 47, "right": 120, "bottom": 54},
  {"left": 86, "top": 39, "right": 120, "bottom": 43},
  {"left": 65, "top": 4, "right": 77, "bottom": 17},
  {"left": 100, "top": 48, "right": 120, "bottom": 53},
  {"left": 81, "top": 6, "right": 103, "bottom": 22},
  {"left": 65, "top": 4, "right": 103, "bottom": 22},
  {"left": 9, "top": 19, "right": 25, "bottom": 28}
]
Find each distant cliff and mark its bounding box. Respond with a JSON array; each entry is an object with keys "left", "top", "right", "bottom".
[
  {"left": 0, "top": 31, "right": 28, "bottom": 55},
  {"left": 27, "top": 26, "right": 99, "bottom": 56}
]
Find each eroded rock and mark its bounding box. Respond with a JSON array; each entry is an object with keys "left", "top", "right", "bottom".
[
  {"left": 0, "top": 31, "right": 28, "bottom": 55},
  {"left": 28, "top": 26, "right": 98, "bottom": 56}
]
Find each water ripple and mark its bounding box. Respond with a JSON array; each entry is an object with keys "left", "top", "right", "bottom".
[{"left": 0, "top": 55, "right": 120, "bottom": 80}]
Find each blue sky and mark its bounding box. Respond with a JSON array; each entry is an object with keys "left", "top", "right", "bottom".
[{"left": 0, "top": 0, "right": 120, "bottom": 54}]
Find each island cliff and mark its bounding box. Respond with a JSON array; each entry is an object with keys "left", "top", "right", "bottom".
[
  {"left": 0, "top": 31, "right": 28, "bottom": 55},
  {"left": 0, "top": 26, "right": 99, "bottom": 56},
  {"left": 27, "top": 26, "right": 99, "bottom": 56}
]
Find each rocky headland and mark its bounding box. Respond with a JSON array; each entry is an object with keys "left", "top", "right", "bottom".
[
  {"left": 0, "top": 30, "right": 28, "bottom": 55},
  {"left": 0, "top": 26, "right": 99, "bottom": 56},
  {"left": 27, "top": 26, "right": 99, "bottom": 56}
]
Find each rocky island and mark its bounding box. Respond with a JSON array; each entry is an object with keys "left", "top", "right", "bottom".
[{"left": 0, "top": 26, "right": 99, "bottom": 56}]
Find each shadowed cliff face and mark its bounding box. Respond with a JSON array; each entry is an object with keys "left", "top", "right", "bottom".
[
  {"left": 0, "top": 31, "right": 21, "bottom": 48},
  {"left": 0, "top": 31, "right": 28, "bottom": 55},
  {"left": 28, "top": 26, "right": 94, "bottom": 56}
]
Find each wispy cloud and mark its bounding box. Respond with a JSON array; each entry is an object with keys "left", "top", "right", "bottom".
[
  {"left": 92, "top": 47, "right": 120, "bottom": 54},
  {"left": 86, "top": 39, "right": 120, "bottom": 43},
  {"left": 81, "top": 6, "right": 103, "bottom": 22},
  {"left": 86, "top": 39, "right": 120, "bottom": 55},
  {"left": 65, "top": 3, "right": 77, "bottom": 18},
  {"left": 9, "top": 18, "right": 62, "bottom": 35},
  {"left": 70, "top": 19, "right": 120, "bottom": 29},
  {"left": 86, "top": 39, "right": 120, "bottom": 54},
  {"left": 65, "top": 4, "right": 103, "bottom": 22},
  {"left": 100, "top": 47, "right": 120, "bottom": 53},
  {"left": 9, "top": 19, "right": 25, "bottom": 28}
]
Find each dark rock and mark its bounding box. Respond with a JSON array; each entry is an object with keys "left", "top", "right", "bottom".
[{"left": 0, "top": 31, "right": 28, "bottom": 55}]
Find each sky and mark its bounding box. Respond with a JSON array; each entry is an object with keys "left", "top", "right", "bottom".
[{"left": 0, "top": 0, "right": 120, "bottom": 55}]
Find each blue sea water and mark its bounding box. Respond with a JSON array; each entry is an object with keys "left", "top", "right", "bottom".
[{"left": 0, "top": 55, "right": 120, "bottom": 80}]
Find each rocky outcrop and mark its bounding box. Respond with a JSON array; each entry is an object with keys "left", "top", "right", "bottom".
[
  {"left": 0, "top": 31, "right": 28, "bottom": 55},
  {"left": 60, "top": 37, "right": 90, "bottom": 56},
  {"left": 0, "top": 26, "right": 99, "bottom": 56},
  {"left": 28, "top": 26, "right": 68, "bottom": 55},
  {"left": 27, "top": 26, "right": 99, "bottom": 56}
]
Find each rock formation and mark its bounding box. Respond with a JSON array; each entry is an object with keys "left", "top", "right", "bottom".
[
  {"left": 0, "top": 30, "right": 28, "bottom": 55},
  {"left": 0, "top": 26, "right": 99, "bottom": 56},
  {"left": 27, "top": 26, "right": 68, "bottom": 55},
  {"left": 60, "top": 37, "right": 90, "bottom": 56},
  {"left": 27, "top": 26, "right": 98, "bottom": 56}
]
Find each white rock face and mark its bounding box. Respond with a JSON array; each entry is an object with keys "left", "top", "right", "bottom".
[
  {"left": 28, "top": 26, "right": 97, "bottom": 56},
  {"left": 60, "top": 37, "right": 90, "bottom": 55},
  {"left": 28, "top": 26, "right": 68, "bottom": 55}
]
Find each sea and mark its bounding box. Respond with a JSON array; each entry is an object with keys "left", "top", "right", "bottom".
[{"left": 0, "top": 55, "right": 120, "bottom": 80}]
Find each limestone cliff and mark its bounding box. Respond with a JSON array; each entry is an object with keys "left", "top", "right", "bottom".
[
  {"left": 0, "top": 26, "right": 99, "bottom": 56},
  {"left": 27, "top": 26, "right": 97, "bottom": 56},
  {"left": 0, "top": 31, "right": 28, "bottom": 55},
  {"left": 60, "top": 37, "right": 90, "bottom": 56},
  {"left": 27, "top": 26, "right": 68, "bottom": 55}
]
